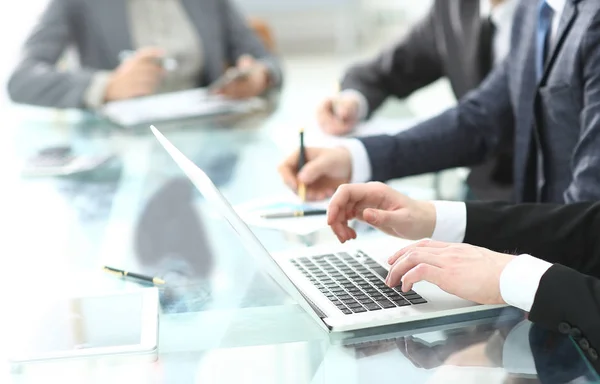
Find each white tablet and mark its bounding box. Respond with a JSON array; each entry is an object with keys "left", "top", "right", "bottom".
[{"left": 8, "top": 289, "right": 159, "bottom": 365}]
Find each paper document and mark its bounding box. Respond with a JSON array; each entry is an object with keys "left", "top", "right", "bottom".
[
  {"left": 236, "top": 195, "right": 330, "bottom": 236},
  {"left": 102, "top": 88, "right": 266, "bottom": 127},
  {"left": 272, "top": 117, "right": 421, "bottom": 152}
]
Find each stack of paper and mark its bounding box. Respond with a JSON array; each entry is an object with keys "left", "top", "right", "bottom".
[
  {"left": 272, "top": 117, "right": 422, "bottom": 152},
  {"left": 102, "top": 88, "right": 265, "bottom": 127}
]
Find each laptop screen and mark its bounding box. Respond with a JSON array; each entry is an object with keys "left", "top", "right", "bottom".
[{"left": 150, "top": 126, "right": 328, "bottom": 329}]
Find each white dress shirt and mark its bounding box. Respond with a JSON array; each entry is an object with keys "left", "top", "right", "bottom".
[
  {"left": 344, "top": 0, "right": 566, "bottom": 184},
  {"left": 431, "top": 201, "right": 552, "bottom": 312}
]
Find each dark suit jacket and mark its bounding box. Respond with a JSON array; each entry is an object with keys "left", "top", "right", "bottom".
[
  {"left": 341, "top": 0, "right": 514, "bottom": 201},
  {"left": 7, "top": 0, "right": 281, "bottom": 109},
  {"left": 464, "top": 201, "right": 600, "bottom": 372},
  {"left": 359, "top": 0, "right": 600, "bottom": 203}
]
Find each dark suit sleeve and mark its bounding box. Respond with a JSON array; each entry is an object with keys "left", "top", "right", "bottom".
[
  {"left": 358, "top": 59, "right": 514, "bottom": 183},
  {"left": 220, "top": 0, "right": 283, "bottom": 88},
  {"left": 529, "top": 264, "right": 600, "bottom": 372},
  {"left": 7, "top": 0, "right": 96, "bottom": 108},
  {"left": 463, "top": 202, "right": 600, "bottom": 371},
  {"left": 564, "top": 14, "right": 600, "bottom": 202},
  {"left": 464, "top": 202, "right": 600, "bottom": 278},
  {"left": 340, "top": 4, "right": 444, "bottom": 116}
]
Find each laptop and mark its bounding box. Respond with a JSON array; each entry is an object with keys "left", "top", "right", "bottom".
[{"left": 150, "top": 126, "right": 505, "bottom": 333}]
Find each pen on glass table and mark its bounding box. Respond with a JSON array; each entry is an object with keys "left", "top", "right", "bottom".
[
  {"left": 118, "top": 50, "right": 178, "bottom": 71},
  {"left": 297, "top": 127, "right": 307, "bottom": 201},
  {"left": 261, "top": 209, "right": 327, "bottom": 219},
  {"left": 103, "top": 266, "right": 166, "bottom": 285}
]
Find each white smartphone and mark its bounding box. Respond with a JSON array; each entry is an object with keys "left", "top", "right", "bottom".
[{"left": 8, "top": 289, "right": 159, "bottom": 365}]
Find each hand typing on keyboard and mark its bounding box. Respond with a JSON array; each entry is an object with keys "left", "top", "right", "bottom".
[
  {"left": 326, "top": 182, "right": 436, "bottom": 243},
  {"left": 385, "top": 240, "right": 513, "bottom": 305}
]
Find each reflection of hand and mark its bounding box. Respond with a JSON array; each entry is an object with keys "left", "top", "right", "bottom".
[
  {"left": 396, "top": 337, "right": 447, "bottom": 369},
  {"left": 443, "top": 342, "right": 494, "bottom": 367},
  {"left": 386, "top": 240, "right": 514, "bottom": 306},
  {"left": 327, "top": 182, "right": 436, "bottom": 243},
  {"left": 105, "top": 47, "right": 165, "bottom": 101},
  {"left": 316, "top": 93, "right": 361, "bottom": 135},
  {"left": 212, "top": 55, "right": 270, "bottom": 99},
  {"left": 278, "top": 147, "right": 351, "bottom": 201}
]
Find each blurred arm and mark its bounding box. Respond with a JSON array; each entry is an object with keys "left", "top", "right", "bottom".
[
  {"left": 7, "top": 0, "right": 99, "bottom": 108},
  {"left": 340, "top": 4, "right": 444, "bottom": 117}
]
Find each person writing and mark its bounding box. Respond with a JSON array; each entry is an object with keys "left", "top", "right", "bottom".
[
  {"left": 317, "top": 0, "right": 518, "bottom": 200},
  {"left": 7, "top": 0, "right": 282, "bottom": 109},
  {"left": 280, "top": 0, "right": 600, "bottom": 204},
  {"left": 326, "top": 182, "right": 600, "bottom": 372}
]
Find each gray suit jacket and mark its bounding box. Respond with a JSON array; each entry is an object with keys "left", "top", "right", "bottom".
[
  {"left": 341, "top": 0, "right": 513, "bottom": 201},
  {"left": 341, "top": 0, "right": 484, "bottom": 114},
  {"left": 7, "top": 0, "right": 282, "bottom": 109},
  {"left": 359, "top": 0, "right": 600, "bottom": 203}
]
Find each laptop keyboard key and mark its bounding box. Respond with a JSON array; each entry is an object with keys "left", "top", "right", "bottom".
[
  {"left": 393, "top": 299, "right": 410, "bottom": 307},
  {"left": 352, "top": 307, "right": 367, "bottom": 313},
  {"left": 371, "top": 267, "right": 389, "bottom": 279},
  {"left": 409, "top": 298, "right": 428, "bottom": 305},
  {"left": 341, "top": 308, "right": 352, "bottom": 315},
  {"left": 364, "top": 303, "right": 382, "bottom": 311},
  {"left": 377, "top": 300, "right": 396, "bottom": 309},
  {"left": 380, "top": 289, "right": 396, "bottom": 296}
]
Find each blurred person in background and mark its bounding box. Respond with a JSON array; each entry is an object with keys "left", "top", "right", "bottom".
[
  {"left": 317, "top": 0, "right": 517, "bottom": 201},
  {"left": 7, "top": 0, "right": 282, "bottom": 109}
]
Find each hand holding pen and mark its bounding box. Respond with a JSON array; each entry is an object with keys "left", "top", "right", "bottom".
[
  {"left": 209, "top": 55, "right": 271, "bottom": 99},
  {"left": 277, "top": 131, "right": 352, "bottom": 201},
  {"left": 105, "top": 47, "right": 167, "bottom": 102}
]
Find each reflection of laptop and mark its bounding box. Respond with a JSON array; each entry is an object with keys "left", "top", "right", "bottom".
[{"left": 151, "top": 126, "right": 505, "bottom": 333}]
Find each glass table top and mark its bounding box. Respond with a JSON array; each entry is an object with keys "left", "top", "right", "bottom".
[{"left": 0, "top": 105, "right": 597, "bottom": 383}]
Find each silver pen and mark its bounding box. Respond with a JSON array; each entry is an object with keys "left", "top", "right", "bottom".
[{"left": 118, "top": 50, "right": 178, "bottom": 71}]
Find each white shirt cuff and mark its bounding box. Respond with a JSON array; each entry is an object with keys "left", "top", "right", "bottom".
[
  {"left": 500, "top": 254, "right": 553, "bottom": 312},
  {"left": 339, "top": 89, "right": 369, "bottom": 121},
  {"left": 339, "top": 138, "right": 372, "bottom": 183},
  {"left": 431, "top": 201, "right": 466, "bottom": 243},
  {"left": 84, "top": 71, "right": 112, "bottom": 109}
]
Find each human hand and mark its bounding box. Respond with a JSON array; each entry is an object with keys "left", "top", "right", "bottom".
[
  {"left": 278, "top": 147, "right": 352, "bottom": 201},
  {"left": 211, "top": 55, "right": 270, "bottom": 99},
  {"left": 327, "top": 182, "right": 436, "bottom": 242},
  {"left": 105, "top": 47, "right": 165, "bottom": 102},
  {"left": 386, "top": 240, "right": 515, "bottom": 305},
  {"left": 317, "top": 93, "right": 361, "bottom": 135}
]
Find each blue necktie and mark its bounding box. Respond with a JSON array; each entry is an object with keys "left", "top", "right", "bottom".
[{"left": 536, "top": 0, "right": 555, "bottom": 80}]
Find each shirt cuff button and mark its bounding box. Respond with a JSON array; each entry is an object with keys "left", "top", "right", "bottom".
[{"left": 558, "top": 322, "right": 571, "bottom": 334}]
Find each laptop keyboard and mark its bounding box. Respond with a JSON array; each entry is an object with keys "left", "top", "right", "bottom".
[{"left": 291, "top": 251, "right": 427, "bottom": 315}]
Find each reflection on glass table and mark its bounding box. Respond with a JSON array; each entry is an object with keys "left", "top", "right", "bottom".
[{"left": 1, "top": 106, "right": 598, "bottom": 383}]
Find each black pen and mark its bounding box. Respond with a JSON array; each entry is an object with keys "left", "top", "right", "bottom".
[
  {"left": 298, "top": 127, "right": 307, "bottom": 201},
  {"left": 261, "top": 209, "right": 327, "bottom": 219},
  {"left": 103, "top": 266, "right": 166, "bottom": 285}
]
